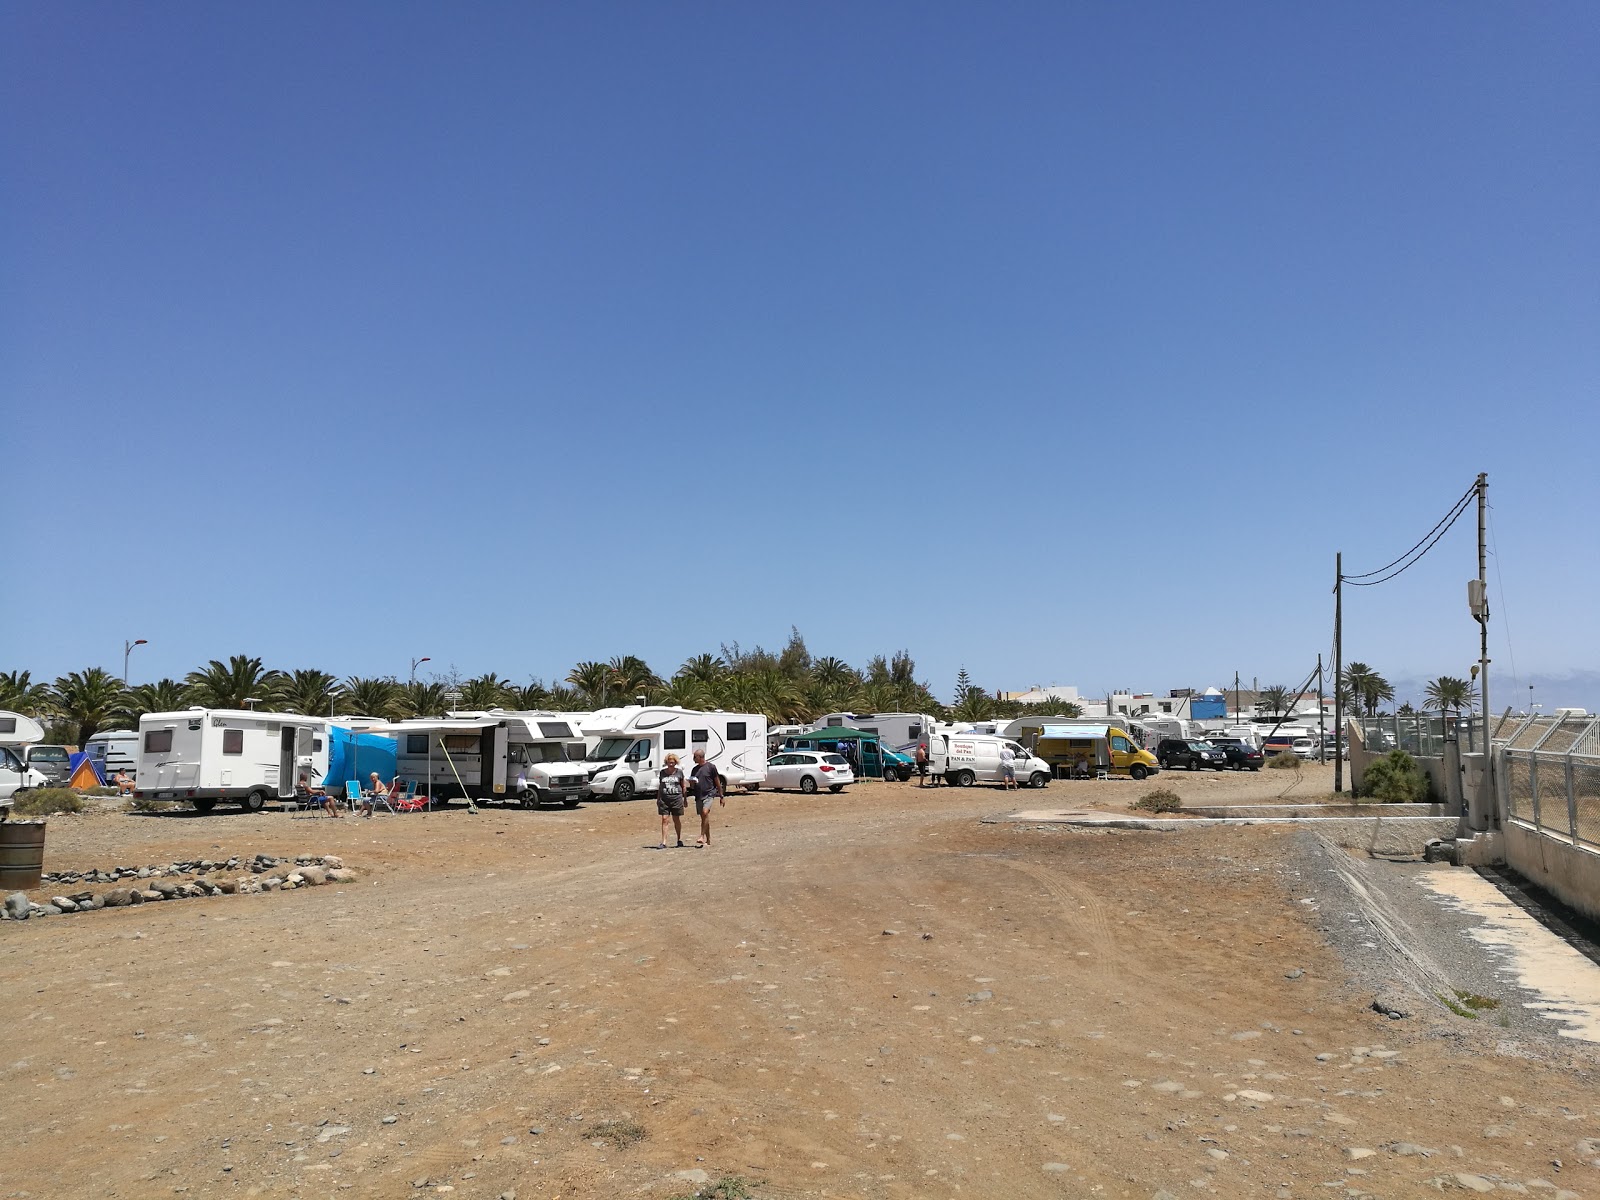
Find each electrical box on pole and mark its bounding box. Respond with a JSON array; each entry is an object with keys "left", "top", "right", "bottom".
[{"left": 1467, "top": 579, "right": 1488, "bottom": 622}]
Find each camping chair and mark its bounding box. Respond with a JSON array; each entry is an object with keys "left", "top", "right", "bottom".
[
  {"left": 344, "top": 781, "right": 363, "bottom": 813},
  {"left": 394, "top": 780, "right": 427, "bottom": 812},
  {"left": 366, "top": 781, "right": 399, "bottom": 815}
]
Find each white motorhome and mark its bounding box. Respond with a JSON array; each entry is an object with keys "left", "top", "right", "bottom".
[
  {"left": 583, "top": 706, "right": 767, "bottom": 800},
  {"left": 133, "top": 708, "right": 337, "bottom": 812},
  {"left": 925, "top": 728, "right": 1051, "bottom": 788},
  {"left": 0, "top": 711, "right": 49, "bottom": 805},
  {"left": 811, "top": 712, "right": 932, "bottom": 752},
  {"left": 86, "top": 729, "right": 141, "bottom": 780},
  {"left": 387, "top": 711, "right": 591, "bottom": 807}
]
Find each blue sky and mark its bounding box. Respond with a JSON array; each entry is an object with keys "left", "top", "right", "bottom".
[{"left": 4, "top": 3, "right": 1597, "bottom": 708}]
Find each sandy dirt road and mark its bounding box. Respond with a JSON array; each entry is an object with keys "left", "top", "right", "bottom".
[{"left": 3, "top": 778, "right": 1598, "bottom": 1199}]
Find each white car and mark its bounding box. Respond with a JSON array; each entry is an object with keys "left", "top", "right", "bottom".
[{"left": 764, "top": 750, "right": 854, "bottom": 794}]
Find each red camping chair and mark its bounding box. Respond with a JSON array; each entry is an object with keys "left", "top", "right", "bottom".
[{"left": 394, "top": 780, "right": 427, "bottom": 812}]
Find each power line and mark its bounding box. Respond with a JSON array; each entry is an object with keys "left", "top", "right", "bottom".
[
  {"left": 1342, "top": 481, "right": 1476, "bottom": 583},
  {"left": 1343, "top": 488, "right": 1475, "bottom": 588}
]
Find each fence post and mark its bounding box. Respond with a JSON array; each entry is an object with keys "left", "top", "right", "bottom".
[
  {"left": 1529, "top": 752, "right": 1541, "bottom": 832},
  {"left": 1566, "top": 756, "right": 1579, "bottom": 846}
]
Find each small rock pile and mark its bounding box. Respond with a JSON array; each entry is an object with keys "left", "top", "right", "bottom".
[{"left": 3, "top": 853, "right": 354, "bottom": 921}]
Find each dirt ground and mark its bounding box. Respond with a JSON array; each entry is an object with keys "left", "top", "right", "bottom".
[{"left": 4, "top": 774, "right": 1598, "bottom": 1200}]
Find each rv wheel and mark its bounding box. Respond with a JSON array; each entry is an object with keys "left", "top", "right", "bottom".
[
  {"left": 192, "top": 798, "right": 217, "bottom": 813},
  {"left": 613, "top": 778, "right": 636, "bottom": 802},
  {"left": 1029, "top": 772, "right": 1049, "bottom": 789},
  {"left": 1129, "top": 764, "right": 1149, "bottom": 781},
  {"left": 242, "top": 790, "right": 267, "bottom": 813},
  {"left": 954, "top": 769, "right": 975, "bottom": 787}
]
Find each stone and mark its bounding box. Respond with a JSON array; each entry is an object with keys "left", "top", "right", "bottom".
[
  {"left": 1041, "top": 1162, "right": 1070, "bottom": 1172},
  {"left": 1371, "top": 993, "right": 1412, "bottom": 1019},
  {"left": 51, "top": 896, "right": 77, "bottom": 912},
  {"left": 1235, "top": 1090, "right": 1274, "bottom": 1103},
  {"left": 1453, "top": 1175, "right": 1495, "bottom": 1193},
  {"left": 139, "top": 889, "right": 163, "bottom": 902},
  {"left": 383, "top": 1116, "right": 398, "bottom": 1125},
  {"left": 326, "top": 868, "right": 355, "bottom": 883},
  {"left": 674, "top": 1170, "right": 710, "bottom": 1185},
  {"left": 1284, "top": 968, "right": 1304, "bottom": 979},
  {"left": 298, "top": 866, "right": 327, "bottom": 886},
  {"left": 1345, "top": 1148, "right": 1376, "bottom": 1161},
  {"left": 321, "top": 855, "right": 343, "bottom": 869},
  {"left": 1386, "top": 1142, "right": 1434, "bottom": 1157},
  {"left": 217, "top": 879, "right": 238, "bottom": 894},
  {"left": 1316, "top": 1053, "right": 1335, "bottom": 1062},
  {"left": 262, "top": 876, "right": 283, "bottom": 891},
  {"left": 4, "top": 892, "right": 29, "bottom": 920},
  {"left": 967, "top": 990, "right": 993, "bottom": 1002},
  {"left": 103, "top": 888, "right": 134, "bottom": 907},
  {"left": 499, "top": 1192, "right": 516, "bottom": 1200}
]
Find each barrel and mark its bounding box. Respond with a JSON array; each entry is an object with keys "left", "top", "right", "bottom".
[{"left": 0, "top": 820, "right": 46, "bottom": 892}]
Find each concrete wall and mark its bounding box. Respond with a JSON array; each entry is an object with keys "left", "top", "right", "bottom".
[
  {"left": 1347, "top": 720, "right": 1447, "bottom": 802},
  {"left": 1502, "top": 820, "right": 1600, "bottom": 925}
]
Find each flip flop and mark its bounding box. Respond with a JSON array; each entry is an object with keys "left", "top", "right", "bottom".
[{"left": 694, "top": 839, "right": 705, "bottom": 848}]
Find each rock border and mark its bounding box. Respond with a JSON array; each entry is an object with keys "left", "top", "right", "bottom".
[{"left": 3, "top": 854, "right": 354, "bottom": 921}]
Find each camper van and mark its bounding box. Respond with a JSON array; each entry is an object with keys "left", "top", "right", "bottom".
[
  {"left": 582, "top": 706, "right": 767, "bottom": 800},
  {"left": 86, "top": 729, "right": 141, "bottom": 780},
  {"left": 925, "top": 729, "right": 1052, "bottom": 788},
  {"left": 0, "top": 711, "right": 49, "bottom": 804},
  {"left": 21, "top": 744, "right": 73, "bottom": 787},
  {"left": 1031, "top": 722, "right": 1161, "bottom": 780},
  {"left": 811, "top": 713, "right": 931, "bottom": 753},
  {"left": 133, "top": 708, "right": 339, "bottom": 811},
  {"left": 388, "top": 711, "right": 591, "bottom": 807}
]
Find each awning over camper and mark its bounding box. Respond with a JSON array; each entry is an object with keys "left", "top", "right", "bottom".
[
  {"left": 1040, "top": 724, "right": 1110, "bottom": 739},
  {"left": 359, "top": 718, "right": 499, "bottom": 735},
  {"left": 797, "top": 726, "right": 882, "bottom": 744}
]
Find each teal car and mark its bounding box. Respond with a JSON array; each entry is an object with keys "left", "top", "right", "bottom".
[{"left": 880, "top": 746, "right": 915, "bottom": 782}]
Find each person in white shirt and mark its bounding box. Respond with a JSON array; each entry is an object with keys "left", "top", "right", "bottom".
[{"left": 999, "top": 744, "right": 1017, "bottom": 790}]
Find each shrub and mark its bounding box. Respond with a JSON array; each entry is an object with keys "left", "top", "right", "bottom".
[
  {"left": 1362, "top": 749, "right": 1429, "bottom": 803},
  {"left": 10, "top": 788, "right": 84, "bottom": 816},
  {"left": 1133, "top": 787, "right": 1182, "bottom": 813},
  {"left": 1265, "top": 751, "right": 1302, "bottom": 770},
  {"left": 126, "top": 796, "right": 177, "bottom": 814}
]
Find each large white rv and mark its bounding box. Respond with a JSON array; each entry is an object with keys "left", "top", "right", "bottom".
[
  {"left": 387, "top": 711, "right": 591, "bottom": 807},
  {"left": 86, "top": 729, "right": 141, "bottom": 780},
  {"left": 811, "top": 712, "right": 932, "bottom": 752},
  {"left": 0, "top": 711, "right": 49, "bottom": 804},
  {"left": 582, "top": 706, "right": 767, "bottom": 800},
  {"left": 133, "top": 708, "right": 338, "bottom": 812}
]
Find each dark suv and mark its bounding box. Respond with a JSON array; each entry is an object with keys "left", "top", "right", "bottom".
[
  {"left": 1155, "top": 739, "right": 1228, "bottom": 771},
  {"left": 1205, "top": 737, "right": 1264, "bottom": 771}
]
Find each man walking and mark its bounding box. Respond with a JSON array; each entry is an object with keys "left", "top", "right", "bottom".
[
  {"left": 690, "top": 749, "right": 724, "bottom": 847},
  {"left": 1000, "top": 743, "right": 1018, "bottom": 790}
]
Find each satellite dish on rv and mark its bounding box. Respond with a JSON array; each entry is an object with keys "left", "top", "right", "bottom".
[{"left": 0, "top": 711, "right": 46, "bottom": 745}]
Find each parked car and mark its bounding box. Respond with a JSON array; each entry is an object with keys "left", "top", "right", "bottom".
[
  {"left": 763, "top": 750, "right": 854, "bottom": 794},
  {"left": 22, "top": 744, "right": 72, "bottom": 786},
  {"left": 880, "top": 746, "right": 915, "bottom": 781},
  {"left": 1155, "top": 738, "right": 1228, "bottom": 771},
  {"left": 1206, "top": 737, "right": 1264, "bottom": 771}
]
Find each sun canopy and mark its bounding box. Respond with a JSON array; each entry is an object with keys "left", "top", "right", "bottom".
[
  {"left": 1039, "top": 724, "right": 1110, "bottom": 739},
  {"left": 323, "top": 728, "right": 398, "bottom": 789},
  {"left": 791, "top": 726, "right": 880, "bottom": 744},
  {"left": 358, "top": 717, "right": 499, "bottom": 735}
]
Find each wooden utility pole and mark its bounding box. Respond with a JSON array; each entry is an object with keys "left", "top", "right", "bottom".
[
  {"left": 1474, "top": 473, "right": 1492, "bottom": 818},
  {"left": 1317, "top": 653, "right": 1326, "bottom": 762},
  {"left": 1334, "top": 551, "right": 1344, "bottom": 795}
]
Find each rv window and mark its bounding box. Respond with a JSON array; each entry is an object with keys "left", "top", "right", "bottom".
[
  {"left": 726, "top": 722, "right": 747, "bottom": 741},
  {"left": 1111, "top": 736, "right": 1132, "bottom": 752},
  {"left": 587, "top": 738, "right": 630, "bottom": 762},
  {"left": 222, "top": 729, "right": 244, "bottom": 755},
  {"left": 691, "top": 729, "right": 709, "bottom": 744},
  {"left": 626, "top": 739, "right": 649, "bottom": 763},
  {"left": 536, "top": 721, "right": 574, "bottom": 739},
  {"left": 313, "top": 738, "right": 322, "bottom": 752},
  {"left": 0, "top": 718, "right": 14, "bottom": 735},
  {"left": 1, "top": 748, "right": 21, "bottom": 771},
  {"left": 564, "top": 742, "right": 586, "bottom": 762},
  {"left": 406, "top": 734, "right": 429, "bottom": 755},
  {"left": 909, "top": 723, "right": 922, "bottom": 740},
  {"left": 144, "top": 730, "right": 174, "bottom": 754},
  {"left": 442, "top": 734, "right": 480, "bottom": 752},
  {"left": 663, "top": 730, "right": 686, "bottom": 750}
]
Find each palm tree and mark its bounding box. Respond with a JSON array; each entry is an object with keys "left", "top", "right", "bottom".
[
  {"left": 506, "top": 680, "right": 551, "bottom": 710},
  {"left": 607, "top": 655, "right": 661, "bottom": 702},
  {"left": 1424, "top": 676, "right": 1477, "bottom": 715},
  {"left": 459, "top": 673, "right": 511, "bottom": 711},
  {"left": 0, "top": 670, "right": 55, "bottom": 716},
  {"left": 674, "top": 654, "right": 727, "bottom": 687},
  {"left": 1339, "top": 663, "right": 1395, "bottom": 717},
  {"left": 1258, "top": 685, "right": 1292, "bottom": 718},
  {"left": 656, "top": 677, "right": 716, "bottom": 710},
  {"left": 280, "top": 669, "right": 343, "bottom": 717},
  {"left": 122, "top": 678, "right": 191, "bottom": 721},
  {"left": 344, "top": 676, "right": 402, "bottom": 719},
  {"left": 541, "top": 685, "right": 586, "bottom": 712},
  {"left": 776, "top": 628, "right": 812, "bottom": 679},
  {"left": 52, "top": 668, "right": 127, "bottom": 745},
  {"left": 185, "top": 656, "right": 282, "bottom": 710},
  {"left": 953, "top": 682, "right": 994, "bottom": 723},
  {"left": 567, "top": 661, "right": 613, "bottom": 707},
  {"left": 400, "top": 680, "right": 448, "bottom": 717}
]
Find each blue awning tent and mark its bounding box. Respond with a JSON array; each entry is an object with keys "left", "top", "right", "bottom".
[{"left": 323, "top": 728, "right": 398, "bottom": 790}]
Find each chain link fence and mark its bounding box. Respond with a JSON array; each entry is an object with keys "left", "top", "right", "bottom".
[{"left": 1498, "top": 713, "right": 1600, "bottom": 852}]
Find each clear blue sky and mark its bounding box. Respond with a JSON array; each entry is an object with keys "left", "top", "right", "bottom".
[{"left": 4, "top": 3, "right": 1597, "bottom": 708}]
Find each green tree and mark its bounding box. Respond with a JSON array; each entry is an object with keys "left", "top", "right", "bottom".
[
  {"left": 1362, "top": 749, "right": 1429, "bottom": 803},
  {"left": 776, "top": 627, "right": 812, "bottom": 679},
  {"left": 121, "top": 678, "right": 191, "bottom": 722},
  {"left": 1340, "top": 662, "right": 1394, "bottom": 717},
  {"left": 400, "top": 679, "right": 448, "bottom": 717},
  {"left": 674, "top": 654, "right": 727, "bottom": 687},
  {"left": 953, "top": 682, "right": 994, "bottom": 723},
  {"left": 567, "top": 661, "right": 614, "bottom": 707},
  {"left": 459, "top": 673, "right": 511, "bottom": 711},
  {"left": 344, "top": 676, "right": 403, "bottom": 719},
  {"left": 607, "top": 655, "right": 661, "bottom": 702},
  {"left": 185, "top": 656, "right": 282, "bottom": 710},
  {"left": 1258, "top": 685, "right": 1292, "bottom": 718},
  {"left": 505, "top": 680, "right": 551, "bottom": 710},
  {"left": 52, "top": 667, "right": 127, "bottom": 745},
  {"left": 953, "top": 666, "right": 975, "bottom": 707},
  {"left": 0, "top": 670, "right": 55, "bottom": 716},
  {"left": 280, "top": 669, "right": 343, "bottom": 716},
  {"left": 1423, "top": 676, "right": 1477, "bottom": 715}
]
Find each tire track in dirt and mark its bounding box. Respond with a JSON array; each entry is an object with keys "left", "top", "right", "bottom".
[{"left": 997, "top": 857, "right": 1122, "bottom": 985}]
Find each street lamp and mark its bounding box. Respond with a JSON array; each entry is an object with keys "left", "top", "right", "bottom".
[
  {"left": 243, "top": 696, "right": 262, "bottom": 711},
  {"left": 410, "top": 656, "right": 431, "bottom": 686},
  {"left": 123, "top": 638, "right": 148, "bottom": 684}
]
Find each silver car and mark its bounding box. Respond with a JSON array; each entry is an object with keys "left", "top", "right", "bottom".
[{"left": 764, "top": 750, "right": 855, "bottom": 794}]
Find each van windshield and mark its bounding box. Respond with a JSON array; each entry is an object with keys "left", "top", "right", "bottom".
[
  {"left": 29, "top": 747, "right": 68, "bottom": 762},
  {"left": 587, "top": 738, "right": 630, "bottom": 762}
]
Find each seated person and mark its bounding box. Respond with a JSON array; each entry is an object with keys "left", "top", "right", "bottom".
[
  {"left": 360, "top": 771, "right": 389, "bottom": 818},
  {"left": 113, "top": 770, "right": 135, "bottom": 796},
  {"left": 296, "top": 772, "right": 341, "bottom": 817}
]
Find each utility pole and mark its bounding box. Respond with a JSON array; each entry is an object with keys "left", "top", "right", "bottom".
[
  {"left": 1473, "top": 472, "right": 1492, "bottom": 816},
  {"left": 1334, "top": 551, "right": 1343, "bottom": 795},
  {"left": 1317, "top": 653, "right": 1326, "bottom": 765},
  {"left": 1234, "top": 670, "right": 1240, "bottom": 724}
]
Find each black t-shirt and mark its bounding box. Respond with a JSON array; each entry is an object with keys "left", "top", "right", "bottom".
[
  {"left": 659, "top": 770, "right": 685, "bottom": 803},
  {"left": 690, "top": 762, "right": 720, "bottom": 798}
]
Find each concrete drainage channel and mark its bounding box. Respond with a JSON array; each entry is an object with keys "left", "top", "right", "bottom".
[{"left": 995, "top": 806, "right": 1600, "bottom": 1044}]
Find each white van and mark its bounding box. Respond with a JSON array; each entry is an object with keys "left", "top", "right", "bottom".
[
  {"left": 133, "top": 708, "right": 336, "bottom": 812},
  {"left": 86, "top": 730, "right": 141, "bottom": 780},
  {"left": 583, "top": 706, "right": 767, "bottom": 800},
  {"left": 0, "top": 711, "right": 49, "bottom": 804},
  {"left": 389, "top": 711, "right": 591, "bottom": 807},
  {"left": 926, "top": 730, "right": 1051, "bottom": 788}
]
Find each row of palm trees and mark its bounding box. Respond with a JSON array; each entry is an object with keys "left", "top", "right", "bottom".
[
  {"left": 1249, "top": 663, "right": 1478, "bottom": 721},
  {"left": 2, "top": 634, "right": 981, "bottom": 745}
]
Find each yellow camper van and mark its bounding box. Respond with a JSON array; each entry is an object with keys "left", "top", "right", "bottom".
[{"left": 1031, "top": 723, "right": 1160, "bottom": 780}]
